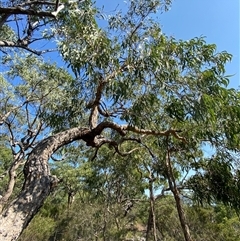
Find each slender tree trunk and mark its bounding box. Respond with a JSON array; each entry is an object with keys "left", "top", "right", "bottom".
[
  {"left": 67, "top": 191, "right": 75, "bottom": 209},
  {"left": 146, "top": 207, "right": 152, "bottom": 241},
  {"left": 165, "top": 148, "right": 193, "bottom": 241},
  {"left": 173, "top": 188, "right": 192, "bottom": 241},
  {"left": 0, "top": 152, "right": 24, "bottom": 212},
  {"left": 0, "top": 127, "right": 90, "bottom": 241},
  {"left": 146, "top": 176, "right": 158, "bottom": 241}
]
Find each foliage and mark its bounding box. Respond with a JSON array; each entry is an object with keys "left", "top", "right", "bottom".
[
  {"left": 188, "top": 153, "right": 240, "bottom": 212},
  {"left": 19, "top": 193, "right": 240, "bottom": 241}
]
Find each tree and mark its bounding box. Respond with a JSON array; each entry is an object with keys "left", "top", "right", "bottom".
[{"left": 0, "top": 0, "right": 239, "bottom": 240}]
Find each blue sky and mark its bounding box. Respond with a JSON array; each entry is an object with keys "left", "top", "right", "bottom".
[{"left": 97, "top": 0, "right": 239, "bottom": 89}]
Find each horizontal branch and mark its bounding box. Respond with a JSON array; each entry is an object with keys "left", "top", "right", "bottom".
[
  {"left": 0, "top": 4, "right": 64, "bottom": 18},
  {"left": 0, "top": 40, "right": 57, "bottom": 55},
  {"left": 93, "top": 122, "right": 187, "bottom": 143},
  {"left": 19, "top": 1, "right": 57, "bottom": 8},
  {"left": 124, "top": 125, "right": 186, "bottom": 142}
]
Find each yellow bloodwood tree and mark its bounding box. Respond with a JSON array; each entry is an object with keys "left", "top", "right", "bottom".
[{"left": 0, "top": 0, "right": 239, "bottom": 240}]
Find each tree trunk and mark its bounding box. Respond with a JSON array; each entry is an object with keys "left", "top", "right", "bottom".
[
  {"left": 0, "top": 120, "right": 151, "bottom": 240},
  {"left": 146, "top": 176, "right": 158, "bottom": 241},
  {"left": 0, "top": 126, "right": 90, "bottom": 241},
  {"left": 173, "top": 188, "right": 192, "bottom": 241},
  {"left": 165, "top": 149, "right": 193, "bottom": 241},
  {"left": 0, "top": 152, "right": 24, "bottom": 212}
]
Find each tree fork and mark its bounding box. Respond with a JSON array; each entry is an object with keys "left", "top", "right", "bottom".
[{"left": 0, "top": 121, "right": 187, "bottom": 240}]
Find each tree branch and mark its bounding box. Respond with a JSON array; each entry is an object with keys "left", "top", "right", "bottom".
[
  {"left": 0, "top": 40, "right": 56, "bottom": 55},
  {"left": 88, "top": 76, "right": 107, "bottom": 129},
  {"left": 0, "top": 4, "right": 64, "bottom": 18},
  {"left": 0, "top": 14, "right": 11, "bottom": 29},
  {"left": 87, "top": 64, "right": 128, "bottom": 128}
]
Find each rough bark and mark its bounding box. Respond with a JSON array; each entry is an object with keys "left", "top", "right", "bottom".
[{"left": 0, "top": 126, "right": 90, "bottom": 241}]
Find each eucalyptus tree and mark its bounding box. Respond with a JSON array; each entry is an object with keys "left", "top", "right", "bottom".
[{"left": 0, "top": 0, "right": 239, "bottom": 240}]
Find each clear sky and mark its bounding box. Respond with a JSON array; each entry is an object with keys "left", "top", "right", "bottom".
[{"left": 97, "top": 0, "right": 239, "bottom": 89}]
